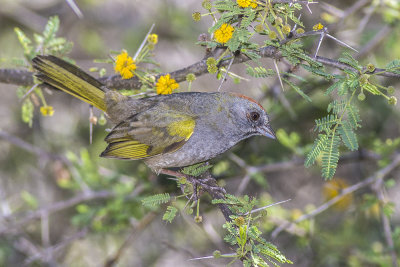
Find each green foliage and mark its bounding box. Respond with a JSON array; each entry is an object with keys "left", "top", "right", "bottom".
[
  {"left": 141, "top": 193, "right": 170, "bottom": 207},
  {"left": 13, "top": 16, "right": 73, "bottom": 126},
  {"left": 338, "top": 52, "right": 362, "bottom": 71},
  {"left": 20, "top": 191, "right": 38, "bottom": 209},
  {"left": 212, "top": 194, "right": 292, "bottom": 266},
  {"left": 385, "top": 59, "right": 400, "bottom": 74},
  {"left": 162, "top": 206, "right": 178, "bottom": 223},
  {"left": 15, "top": 16, "right": 72, "bottom": 62},
  {"left": 245, "top": 64, "right": 275, "bottom": 78},
  {"left": 181, "top": 162, "right": 213, "bottom": 177},
  {"left": 321, "top": 132, "right": 340, "bottom": 179},
  {"left": 305, "top": 134, "right": 328, "bottom": 167},
  {"left": 21, "top": 98, "right": 34, "bottom": 127},
  {"left": 338, "top": 121, "right": 359, "bottom": 151},
  {"left": 372, "top": 137, "right": 400, "bottom": 167},
  {"left": 276, "top": 129, "right": 302, "bottom": 155}
]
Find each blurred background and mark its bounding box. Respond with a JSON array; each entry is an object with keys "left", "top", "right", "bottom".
[{"left": 0, "top": 0, "right": 399, "bottom": 266}]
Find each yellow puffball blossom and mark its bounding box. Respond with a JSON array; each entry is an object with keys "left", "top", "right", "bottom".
[
  {"left": 322, "top": 179, "right": 353, "bottom": 211},
  {"left": 156, "top": 74, "right": 179, "bottom": 95},
  {"left": 114, "top": 51, "right": 137, "bottom": 79},
  {"left": 40, "top": 106, "right": 54, "bottom": 116},
  {"left": 214, "top": 23, "right": 234, "bottom": 44},
  {"left": 237, "top": 0, "right": 257, "bottom": 8},
  {"left": 147, "top": 34, "right": 158, "bottom": 45},
  {"left": 313, "top": 22, "right": 324, "bottom": 31}
]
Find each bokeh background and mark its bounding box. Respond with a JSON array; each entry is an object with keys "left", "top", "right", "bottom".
[{"left": 0, "top": 0, "right": 399, "bottom": 266}]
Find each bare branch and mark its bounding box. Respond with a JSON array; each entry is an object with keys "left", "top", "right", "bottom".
[
  {"left": 372, "top": 177, "right": 399, "bottom": 267},
  {"left": 271, "top": 153, "right": 400, "bottom": 239},
  {"left": 1, "top": 31, "right": 399, "bottom": 92}
]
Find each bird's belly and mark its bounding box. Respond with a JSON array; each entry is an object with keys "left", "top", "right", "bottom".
[{"left": 144, "top": 129, "right": 236, "bottom": 171}]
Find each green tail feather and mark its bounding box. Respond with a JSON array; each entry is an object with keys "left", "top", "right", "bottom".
[{"left": 32, "top": 55, "right": 107, "bottom": 111}]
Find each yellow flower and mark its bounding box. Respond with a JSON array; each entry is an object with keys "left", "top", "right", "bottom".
[
  {"left": 214, "top": 23, "right": 234, "bottom": 44},
  {"left": 237, "top": 0, "right": 257, "bottom": 8},
  {"left": 322, "top": 178, "right": 353, "bottom": 211},
  {"left": 114, "top": 51, "right": 137, "bottom": 79},
  {"left": 156, "top": 74, "right": 179, "bottom": 95},
  {"left": 40, "top": 105, "right": 54, "bottom": 116},
  {"left": 147, "top": 34, "right": 158, "bottom": 45},
  {"left": 313, "top": 23, "right": 324, "bottom": 31}
]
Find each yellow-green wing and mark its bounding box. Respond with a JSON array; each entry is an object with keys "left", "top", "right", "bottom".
[{"left": 100, "top": 106, "right": 196, "bottom": 160}]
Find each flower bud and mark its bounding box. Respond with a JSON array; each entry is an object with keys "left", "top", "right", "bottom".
[
  {"left": 255, "top": 24, "right": 264, "bottom": 33},
  {"left": 282, "top": 24, "right": 291, "bottom": 35},
  {"left": 192, "top": 12, "right": 201, "bottom": 21},
  {"left": 269, "top": 31, "right": 277, "bottom": 39},
  {"left": 387, "top": 86, "right": 395, "bottom": 95},
  {"left": 98, "top": 113, "right": 107, "bottom": 125},
  {"left": 194, "top": 215, "right": 203, "bottom": 223},
  {"left": 186, "top": 73, "right": 196, "bottom": 82},
  {"left": 235, "top": 216, "right": 245, "bottom": 226},
  {"left": 366, "top": 63, "right": 375, "bottom": 72},
  {"left": 202, "top": 0, "right": 212, "bottom": 10},
  {"left": 357, "top": 92, "right": 366, "bottom": 101},
  {"left": 206, "top": 57, "right": 216, "bottom": 66},
  {"left": 388, "top": 96, "right": 397, "bottom": 105},
  {"left": 208, "top": 65, "right": 218, "bottom": 74},
  {"left": 213, "top": 250, "right": 221, "bottom": 258}
]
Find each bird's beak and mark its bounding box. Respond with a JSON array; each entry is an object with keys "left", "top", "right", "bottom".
[{"left": 260, "top": 124, "right": 276, "bottom": 139}]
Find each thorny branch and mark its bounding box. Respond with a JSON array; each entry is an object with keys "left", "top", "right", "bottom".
[
  {"left": 0, "top": 31, "right": 399, "bottom": 91},
  {"left": 271, "top": 153, "right": 400, "bottom": 239}
]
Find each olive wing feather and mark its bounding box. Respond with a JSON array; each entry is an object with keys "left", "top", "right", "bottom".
[{"left": 100, "top": 105, "right": 196, "bottom": 160}]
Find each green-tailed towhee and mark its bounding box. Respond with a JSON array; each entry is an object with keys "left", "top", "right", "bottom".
[{"left": 32, "top": 55, "right": 276, "bottom": 172}]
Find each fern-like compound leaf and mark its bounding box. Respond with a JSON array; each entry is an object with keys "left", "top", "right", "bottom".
[
  {"left": 314, "top": 114, "right": 338, "bottom": 132},
  {"left": 305, "top": 134, "right": 328, "bottom": 167},
  {"left": 321, "top": 133, "right": 340, "bottom": 179},
  {"left": 338, "top": 121, "right": 359, "bottom": 151}
]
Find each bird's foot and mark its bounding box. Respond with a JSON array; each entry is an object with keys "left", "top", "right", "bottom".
[{"left": 159, "top": 168, "right": 225, "bottom": 201}]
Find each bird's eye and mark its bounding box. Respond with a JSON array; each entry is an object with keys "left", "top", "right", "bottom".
[{"left": 250, "top": 111, "right": 260, "bottom": 121}]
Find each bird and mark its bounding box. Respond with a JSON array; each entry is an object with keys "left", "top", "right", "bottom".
[{"left": 32, "top": 55, "right": 276, "bottom": 173}]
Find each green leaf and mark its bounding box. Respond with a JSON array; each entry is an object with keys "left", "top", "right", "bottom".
[
  {"left": 245, "top": 64, "right": 275, "bottom": 78},
  {"left": 385, "top": 59, "right": 400, "bottom": 74},
  {"left": 241, "top": 10, "right": 256, "bottom": 28},
  {"left": 327, "top": 100, "right": 347, "bottom": 114},
  {"left": 42, "top": 16, "right": 60, "bottom": 47},
  {"left": 347, "top": 104, "right": 361, "bottom": 128},
  {"left": 162, "top": 206, "right": 178, "bottom": 223},
  {"left": 21, "top": 191, "right": 38, "bottom": 209},
  {"left": 321, "top": 132, "right": 340, "bottom": 179},
  {"left": 182, "top": 163, "right": 213, "bottom": 177},
  {"left": 305, "top": 134, "right": 327, "bottom": 167},
  {"left": 325, "top": 80, "right": 344, "bottom": 95},
  {"left": 282, "top": 72, "right": 306, "bottom": 82},
  {"left": 141, "top": 193, "right": 170, "bottom": 207},
  {"left": 21, "top": 98, "right": 34, "bottom": 127},
  {"left": 338, "top": 52, "right": 361, "bottom": 70},
  {"left": 302, "top": 64, "right": 333, "bottom": 80},
  {"left": 241, "top": 49, "right": 261, "bottom": 61},
  {"left": 14, "top": 27, "right": 35, "bottom": 60},
  {"left": 338, "top": 121, "right": 358, "bottom": 151},
  {"left": 282, "top": 77, "right": 311, "bottom": 102},
  {"left": 314, "top": 114, "right": 338, "bottom": 132}
]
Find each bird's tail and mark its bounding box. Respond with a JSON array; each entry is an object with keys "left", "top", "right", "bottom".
[{"left": 32, "top": 55, "right": 107, "bottom": 111}]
